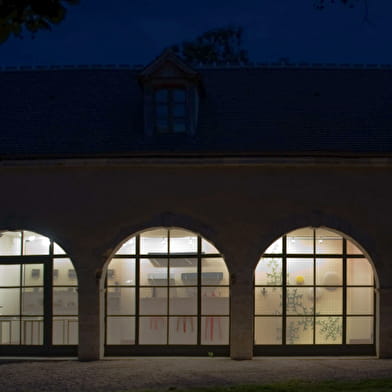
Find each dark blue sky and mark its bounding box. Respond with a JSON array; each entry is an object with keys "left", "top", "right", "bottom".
[{"left": 1, "top": 0, "right": 391, "bottom": 66}]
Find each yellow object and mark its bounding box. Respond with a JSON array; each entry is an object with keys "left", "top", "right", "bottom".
[{"left": 296, "top": 275, "right": 304, "bottom": 285}]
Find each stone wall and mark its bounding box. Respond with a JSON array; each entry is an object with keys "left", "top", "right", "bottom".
[{"left": 1, "top": 158, "right": 391, "bottom": 359}]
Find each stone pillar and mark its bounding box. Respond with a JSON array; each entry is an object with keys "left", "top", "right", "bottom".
[
  {"left": 229, "top": 267, "right": 254, "bottom": 360},
  {"left": 77, "top": 266, "right": 104, "bottom": 361},
  {"left": 377, "top": 287, "right": 392, "bottom": 358}
]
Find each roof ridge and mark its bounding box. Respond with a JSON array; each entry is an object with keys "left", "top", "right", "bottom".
[
  {"left": 0, "top": 64, "right": 144, "bottom": 72},
  {"left": 195, "top": 62, "right": 392, "bottom": 70},
  {"left": 1, "top": 62, "right": 392, "bottom": 72}
]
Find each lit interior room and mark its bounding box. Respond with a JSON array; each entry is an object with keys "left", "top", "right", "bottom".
[
  {"left": 254, "top": 228, "right": 374, "bottom": 348},
  {"left": 0, "top": 231, "right": 78, "bottom": 349},
  {"left": 105, "top": 228, "right": 230, "bottom": 349}
]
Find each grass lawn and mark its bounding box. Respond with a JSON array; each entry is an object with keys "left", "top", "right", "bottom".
[{"left": 142, "top": 379, "right": 392, "bottom": 392}]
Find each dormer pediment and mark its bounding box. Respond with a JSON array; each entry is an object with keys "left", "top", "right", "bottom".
[
  {"left": 153, "top": 62, "right": 188, "bottom": 79},
  {"left": 139, "top": 49, "right": 200, "bottom": 83}
]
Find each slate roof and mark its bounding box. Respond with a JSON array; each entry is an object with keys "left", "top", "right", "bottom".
[{"left": 1, "top": 65, "right": 392, "bottom": 159}]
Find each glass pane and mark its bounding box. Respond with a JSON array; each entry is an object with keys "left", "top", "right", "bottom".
[
  {"left": 156, "top": 104, "right": 168, "bottom": 118},
  {"left": 0, "top": 317, "right": 20, "bottom": 344},
  {"left": 347, "top": 258, "right": 373, "bottom": 286},
  {"left": 155, "top": 89, "right": 168, "bottom": 102},
  {"left": 21, "top": 317, "right": 43, "bottom": 345},
  {"left": 169, "top": 287, "right": 197, "bottom": 315},
  {"left": 254, "top": 317, "right": 282, "bottom": 344},
  {"left": 255, "top": 258, "right": 282, "bottom": 286},
  {"left": 201, "top": 287, "right": 229, "bottom": 315},
  {"left": 316, "top": 317, "right": 342, "bottom": 344},
  {"left": 106, "top": 287, "right": 134, "bottom": 315},
  {"left": 202, "top": 258, "right": 229, "bottom": 285},
  {"left": 315, "top": 229, "right": 342, "bottom": 254},
  {"left": 22, "top": 264, "right": 43, "bottom": 286},
  {"left": 53, "top": 259, "right": 78, "bottom": 286},
  {"left": 173, "top": 104, "right": 185, "bottom": 117},
  {"left": 170, "top": 258, "right": 197, "bottom": 286},
  {"left": 347, "top": 240, "right": 363, "bottom": 255},
  {"left": 287, "top": 258, "right": 313, "bottom": 286},
  {"left": 53, "top": 287, "right": 78, "bottom": 315},
  {"left": 53, "top": 242, "right": 66, "bottom": 255},
  {"left": 254, "top": 287, "right": 282, "bottom": 315},
  {"left": 140, "top": 258, "right": 168, "bottom": 286},
  {"left": 287, "top": 228, "right": 313, "bottom": 254},
  {"left": 0, "top": 265, "right": 20, "bottom": 286},
  {"left": 347, "top": 288, "right": 374, "bottom": 315},
  {"left": 173, "top": 119, "right": 186, "bottom": 133},
  {"left": 23, "top": 231, "right": 50, "bottom": 255},
  {"left": 0, "top": 231, "right": 21, "bottom": 255},
  {"left": 316, "top": 288, "right": 342, "bottom": 315},
  {"left": 106, "top": 317, "right": 135, "bottom": 345},
  {"left": 139, "top": 316, "right": 167, "bottom": 344},
  {"left": 156, "top": 119, "right": 169, "bottom": 132},
  {"left": 201, "top": 239, "right": 219, "bottom": 254},
  {"left": 316, "top": 258, "right": 342, "bottom": 286},
  {"left": 169, "top": 317, "right": 197, "bottom": 344},
  {"left": 53, "top": 317, "right": 78, "bottom": 345},
  {"left": 169, "top": 229, "right": 197, "bottom": 253},
  {"left": 286, "top": 287, "right": 314, "bottom": 315},
  {"left": 140, "top": 229, "right": 168, "bottom": 254},
  {"left": 116, "top": 238, "right": 136, "bottom": 255},
  {"left": 286, "top": 316, "right": 314, "bottom": 344},
  {"left": 201, "top": 316, "right": 229, "bottom": 345},
  {"left": 107, "top": 259, "right": 135, "bottom": 286},
  {"left": 139, "top": 288, "right": 167, "bottom": 315},
  {"left": 346, "top": 316, "right": 374, "bottom": 344},
  {"left": 173, "top": 89, "right": 186, "bottom": 102},
  {"left": 264, "top": 238, "right": 283, "bottom": 254},
  {"left": 22, "top": 288, "right": 43, "bottom": 315},
  {"left": 0, "top": 288, "right": 20, "bottom": 315}
]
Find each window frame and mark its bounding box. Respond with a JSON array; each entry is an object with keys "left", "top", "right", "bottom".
[
  {"left": 0, "top": 230, "right": 78, "bottom": 356},
  {"left": 153, "top": 87, "right": 188, "bottom": 134},
  {"left": 104, "top": 229, "right": 230, "bottom": 356},
  {"left": 253, "top": 228, "right": 376, "bottom": 356}
]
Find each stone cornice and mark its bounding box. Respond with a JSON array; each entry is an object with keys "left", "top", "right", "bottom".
[{"left": 1, "top": 156, "right": 392, "bottom": 169}]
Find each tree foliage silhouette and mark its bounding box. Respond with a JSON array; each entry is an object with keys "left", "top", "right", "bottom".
[
  {"left": 171, "top": 26, "right": 249, "bottom": 66},
  {"left": 0, "top": 0, "right": 79, "bottom": 43}
]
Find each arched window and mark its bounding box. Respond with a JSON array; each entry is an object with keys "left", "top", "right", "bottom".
[
  {"left": 105, "top": 228, "right": 230, "bottom": 355},
  {"left": 254, "top": 227, "right": 375, "bottom": 355},
  {"left": 0, "top": 231, "right": 78, "bottom": 355}
]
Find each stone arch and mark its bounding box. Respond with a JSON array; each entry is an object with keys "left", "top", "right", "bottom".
[
  {"left": 100, "top": 212, "right": 225, "bottom": 265},
  {"left": 249, "top": 210, "right": 380, "bottom": 284},
  {"left": 0, "top": 221, "right": 75, "bottom": 261}
]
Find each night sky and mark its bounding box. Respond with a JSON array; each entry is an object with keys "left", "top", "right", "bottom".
[{"left": 1, "top": 0, "right": 392, "bottom": 67}]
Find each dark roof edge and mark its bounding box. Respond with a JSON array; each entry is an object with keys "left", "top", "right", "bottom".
[
  {"left": 1, "top": 150, "right": 392, "bottom": 160},
  {"left": 1, "top": 153, "right": 392, "bottom": 168},
  {"left": 2, "top": 62, "right": 392, "bottom": 72}
]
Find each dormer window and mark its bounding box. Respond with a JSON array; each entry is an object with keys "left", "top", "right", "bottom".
[
  {"left": 154, "top": 88, "right": 187, "bottom": 133},
  {"left": 139, "top": 50, "right": 202, "bottom": 138}
]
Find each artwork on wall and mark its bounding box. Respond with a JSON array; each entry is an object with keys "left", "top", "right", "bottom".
[
  {"left": 274, "top": 289, "right": 343, "bottom": 344},
  {"left": 266, "top": 258, "right": 282, "bottom": 286},
  {"left": 257, "top": 256, "right": 345, "bottom": 344}
]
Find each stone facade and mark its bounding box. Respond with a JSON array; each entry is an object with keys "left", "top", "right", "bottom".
[{"left": 0, "top": 157, "right": 390, "bottom": 360}]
